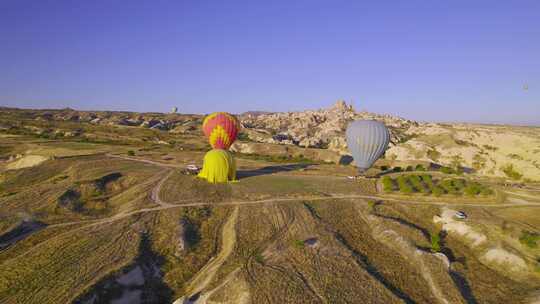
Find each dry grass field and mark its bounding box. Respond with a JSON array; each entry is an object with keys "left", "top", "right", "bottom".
[{"left": 1, "top": 110, "right": 539, "bottom": 304}]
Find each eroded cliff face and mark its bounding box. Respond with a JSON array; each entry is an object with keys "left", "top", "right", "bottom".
[{"left": 237, "top": 101, "right": 540, "bottom": 180}]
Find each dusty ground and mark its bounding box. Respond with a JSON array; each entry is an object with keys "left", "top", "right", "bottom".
[{"left": 0, "top": 126, "right": 539, "bottom": 304}]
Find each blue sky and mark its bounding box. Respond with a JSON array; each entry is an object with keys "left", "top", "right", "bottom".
[{"left": 1, "top": 1, "right": 538, "bottom": 124}]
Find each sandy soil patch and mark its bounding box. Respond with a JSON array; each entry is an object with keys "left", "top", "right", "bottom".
[
  {"left": 434, "top": 208, "right": 487, "bottom": 247},
  {"left": 6, "top": 155, "right": 49, "bottom": 170},
  {"left": 482, "top": 248, "right": 527, "bottom": 272}
]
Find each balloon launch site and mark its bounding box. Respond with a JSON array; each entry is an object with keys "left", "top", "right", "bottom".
[
  {"left": 0, "top": 102, "right": 539, "bottom": 304},
  {"left": 3, "top": 1, "right": 540, "bottom": 302}
]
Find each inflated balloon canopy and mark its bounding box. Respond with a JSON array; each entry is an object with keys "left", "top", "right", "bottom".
[
  {"left": 197, "top": 149, "right": 237, "bottom": 183},
  {"left": 346, "top": 120, "right": 390, "bottom": 174},
  {"left": 202, "top": 112, "right": 240, "bottom": 150}
]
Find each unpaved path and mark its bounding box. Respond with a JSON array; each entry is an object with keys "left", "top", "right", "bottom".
[
  {"left": 174, "top": 206, "right": 239, "bottom": 304},
  {"left": 6, "top": 154, "right": 539, "bottom": 263}
]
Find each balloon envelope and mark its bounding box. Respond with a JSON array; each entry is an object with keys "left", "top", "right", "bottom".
[
  {"left": 346, "top": 120, "right": 390, "bottom": 173},
  {"left": 197, "top": 149, "right": 237, "bottom": 183},
  {"left": 202, "top": 112, "right": 240, "bottom": 150}
]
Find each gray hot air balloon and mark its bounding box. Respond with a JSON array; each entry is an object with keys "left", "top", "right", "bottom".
[{"left": 346, "top": 120, "right": 390, "bottom": 174}]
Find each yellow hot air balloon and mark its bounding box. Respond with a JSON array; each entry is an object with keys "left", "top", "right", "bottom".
[{"left": 197, "top": 149, "right": 236, "bottom": 183}]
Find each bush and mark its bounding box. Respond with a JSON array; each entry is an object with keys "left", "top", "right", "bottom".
[
  {"left": 367, "top": 200, "right": 377, "bottom": 210},
  {"left": 427, "top": 149, "right": 441, "bottom": 161},
  {"left": 127, "top": 150, "right": 135, "bottom": 156},
  {"left": 254, "top": 252, "right": 265, "bottom": 264},
  {"left": 293, "top": 239, "right": 305, "bottom": 249},
  {"left": 464, "top": 183, "right": 481, "bottom": 196},
  {"left": 415, "top": 164, "right": 426, "bottom": 171},
  {"left": 432, "top": 186, "right": 444, "bottom": 197},
  {"left": 480, "top": 187, "right": 494, "bottom": 196},
  {"left": 393, "top": 167, "right": 402, "bottom": 173},
  {"left": 519, "top": 231, "right": 539, "bottom": 248},
  {"left": 381, "top": 176, "right": 395, "bottom": 192},
  {"left": 452, "top": 179, "right": 466, "bottom": 191},
  {"left": 440, "top": 179, "right": 457, "bottom": 195},
  {"left": 397, "top": 176, "right": 414, "bottom": 194},
  {"left": 237, "top": 132, "right": 250, "bottom": 141},
  {"left": 502, "top": 164, "right": 522, "bottom": 180},
  {"left": 406, "top": 165, "right": 414, "bottom": 172},
  {"left": 431, "top": 233, "right": 441, "bottom": 252},
  {"left": 409, "top": 175, "right": 428, "bottom": 193},
  {"left": 440, "top": 166, "right": 455, "bottom": 174},
  {"left": 421, "top": 174, "right": 433, "bottom": 189}
]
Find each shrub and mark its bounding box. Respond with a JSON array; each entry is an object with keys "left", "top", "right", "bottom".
[
  {"left": 254, "top": 252, "right": 265, "bottom": 264},
  {"left": 380, "top": 165, "right": 389, "bottom": 171},
  {"left": 293, "top": 239, "right": 305, "bottom": 249},
  {"left": 452, "top": 179, "right": 466, "bottom": 191},
  {"left": 480, "top": 187, "right": 494, "bottom": 196},
  {"left": 472, "top": 154, "right": 486, "bottom": 170},
  {"left": 427, "top": 149, "right": 441, "bottom": 161},
  {"left": 127, "top": 150, "right": 135, "bottom": 156},
  {"left": 381, "top": 176, "right": 395, "bottom": 192},
  {"left": 519, "top": 231, "right": 540, "bottom": 248},
  {"left": 502, "top": 164, "right": 522, "bottom": 180},
  {"left": 406, "top": 165, "right": 414, "bottom": 172},
  {"left": 237, "top": 132, "right": 250, "bottom": 141},
  {"left": 397, "top": 176, "right": 414, "bottom": 194},
  {"left": 440, "top": 166, "right": 455, "bottom": 174},
  {"left": 393, "top": 167, "right": 402, "bottom": 173},
  {"left": 440, "top": 179, "right": 458, "bottom": 195},
  {"left": 483, "top": 144, "right": 498, "bottom": 151},
  {"left": 464, "top": 183, "right": 481, "bottom": 196},
  {"left": 463, "top": 183, "right": 482, "bottom": 196},
  {"left": 431, "top": 233, "right": 441, "bottom": 252},
  {"left": 409, "top": 175, "right": 428, "bottom": 193},
  {"left": 415, "top": 164, "right": 426, "bottom": 171},
  {"left": 432, "top": 186, "right": 444, "bottom": 197},
  {"left": 421, "top": 174, "right": 433, "bottom": 188}
]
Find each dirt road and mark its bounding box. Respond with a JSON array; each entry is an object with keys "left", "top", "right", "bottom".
[
  {"left": 174, "top": 206, "right": 239, "bottom": 304},
  {"left": 6, "top": 154, "right": 539, "bottom": 264}
]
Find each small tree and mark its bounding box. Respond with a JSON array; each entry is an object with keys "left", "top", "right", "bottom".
[
  {"left": 431, "top": 233, "right": 441, "bottom": 252},
  {"left": 397, "top": 176, "right": 414, "bottom": 194},
  {"left": 451, "top": 154, "right": 464, "bottom": 174},
  {"left": 432, "top": 186, "right": 444, "bottom": 197},
  {"left": 382, "top": 176, "right": 395, "bottom": 192},
  {"left": 440, "top": 166, "right": 455, "bottom": 174},
  {"left": 415, "top": 164, "right": 426, "bottom": 171},
  {"left": 502, "top": 164, "right": 522, "bottom": 180},
  {"left": 472, "top": 154, "right": 486, "bottom": 171}
]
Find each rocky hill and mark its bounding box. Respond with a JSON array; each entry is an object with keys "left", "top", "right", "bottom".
[
  {"left": 2, "top": 102, "right": 539, "bottom": 180},
  {"left": 237, "top": 101, "right": 540, "bottom": 181}
]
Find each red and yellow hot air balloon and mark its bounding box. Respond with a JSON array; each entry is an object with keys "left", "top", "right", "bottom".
[{"left": 202, "top": 112, "right": 240, "bottom": 150}]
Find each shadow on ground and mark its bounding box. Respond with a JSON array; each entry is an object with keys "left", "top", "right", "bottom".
[
  {"left": 73, "top": 232, "right": 173, "bottom": 304},
  {"left": 237, "top": 163, "right": 312, "bottom": 179}
]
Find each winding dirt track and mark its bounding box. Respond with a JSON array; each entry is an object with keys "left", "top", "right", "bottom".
[
  {"left": 174, "top": 206, "right": 239, "bottom": 304},
  {"left": 6, "top": 154, "right": 539, "bottom": 263},
  {"left": 4, "top": 153, "right": 540, "bottom": 303},
  {"left": 40, "top": 154, "right": 540, "bottom": 233}
]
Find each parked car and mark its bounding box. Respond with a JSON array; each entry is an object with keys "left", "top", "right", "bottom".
[
  {"left": 455, "top": 211, "right": 467, "bottom": 220},
  {"left": 183, "top": 164, "right": 199, "bottom": 175}
]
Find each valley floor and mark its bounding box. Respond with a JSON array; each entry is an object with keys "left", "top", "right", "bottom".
[{"left": 1, "top": 137, "right": 539, "bottom": 304}]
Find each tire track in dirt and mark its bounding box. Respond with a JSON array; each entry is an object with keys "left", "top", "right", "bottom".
[{"left": 174, "top": 206, "right": 239, "bottom": 304}]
